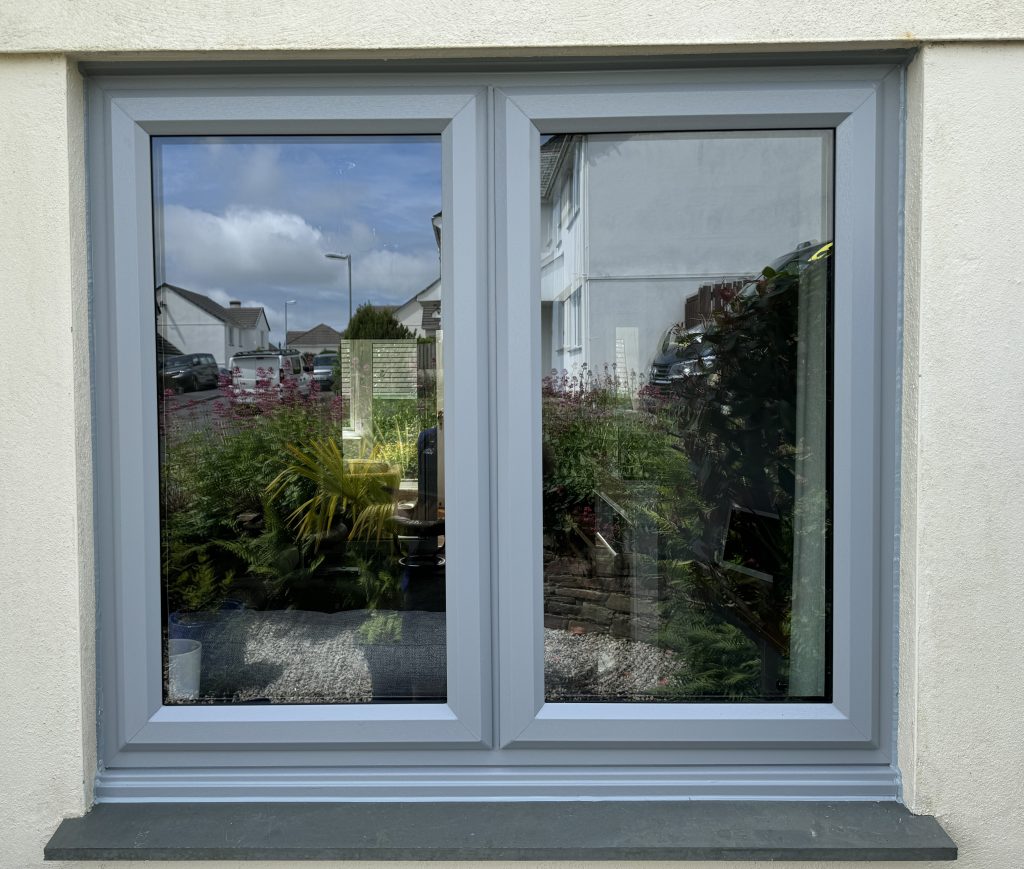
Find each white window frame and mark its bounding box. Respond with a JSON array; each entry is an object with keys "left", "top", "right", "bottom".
[{"left": 87, "top": 63, "right": 903, "bottom": 801}]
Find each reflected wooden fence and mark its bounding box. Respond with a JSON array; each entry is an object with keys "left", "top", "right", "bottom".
[{"left": 335, "top": 339, "right": 437, "bottom": 432}]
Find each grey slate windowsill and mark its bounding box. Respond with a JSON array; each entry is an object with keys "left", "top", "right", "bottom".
[{"left": 45, "top": 800, "right": 956, "bottom": 862}]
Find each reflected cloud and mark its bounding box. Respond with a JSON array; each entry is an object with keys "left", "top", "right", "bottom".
[
  {"left": 163, "top": 205, "right": 439, "bottom": 340},
  {"left": 155, "top": 136, "right": 442, "bottom": 341}
]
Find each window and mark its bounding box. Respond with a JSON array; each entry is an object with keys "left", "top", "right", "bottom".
[
  {"left": 562, "top": 138, "right": 581, "bottom": 226},
  {"left": 559, "top": 164, "right": 573, "bottom": 226},
  {"left": 88, "top": 64, "right": 902, "bottom": 801},
  {"left": 561, "top": 285, "right": 582, "bottom": 349}
]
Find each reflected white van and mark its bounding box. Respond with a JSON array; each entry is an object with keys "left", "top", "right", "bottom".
[{"left": 228, "top": 349, "right": 312, "bottom": 402}]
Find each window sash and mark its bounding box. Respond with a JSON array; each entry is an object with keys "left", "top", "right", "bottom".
[
  {"left": 493, "top": 68, "right": 901, "bottom": 754},
  {"left": 90, "top": 79, "right": 493, "bottom": 766}
]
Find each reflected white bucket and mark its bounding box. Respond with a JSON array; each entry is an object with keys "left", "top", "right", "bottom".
[{"left": 167, "top": 639, "right": 201, "bottom": 700}]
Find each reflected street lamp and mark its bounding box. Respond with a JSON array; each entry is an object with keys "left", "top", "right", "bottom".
[
  {"left": 325, "top": 252, "right": 353, "bottom": 328},
  {"left": 283, "top": 299, "right": 296, "bottom": 348}
]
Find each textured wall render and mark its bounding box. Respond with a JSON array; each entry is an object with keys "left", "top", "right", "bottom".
[
  {"left": 0, "top": 54, "right": 92, "bottom": 867},
  {"left": 908, "top": 42, "right": 1024, "bottom": 864},
  {"left": 0, "top": 0, "right": 1022, "bottom": 54}
]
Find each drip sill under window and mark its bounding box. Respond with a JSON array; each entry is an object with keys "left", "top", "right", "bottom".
[{"left": 46, "top": 800, "right": 956, "bottom": 861}]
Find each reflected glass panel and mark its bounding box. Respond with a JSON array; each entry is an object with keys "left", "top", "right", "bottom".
[
  {"left": 154, "top": 136, "right": 446, "bottom": 704},
  {"left": 540, "top": 131, "right": 833, "bottom": 702}
]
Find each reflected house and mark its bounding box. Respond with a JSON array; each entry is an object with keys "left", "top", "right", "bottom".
[
  {"left": 155, "top": 333, "right": 184, "bottom": 365},
  {"left": 540, "top": 133, "right": 832, "bottom": 386},
  {"left": 157, "top": 282, "right": 271, "bottom": 366},
  {"left": 394, "top": 211, "right": 443, "bottom": 339},
  {"left": 394, "top": 278, "right": 441, "bottom": 338},
  {"left": 286, "top": 323, "right": 344, "bottom": 355}
]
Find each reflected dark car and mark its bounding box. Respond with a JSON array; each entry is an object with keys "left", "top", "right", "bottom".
[
  {"left": 160, "top": 353, "right": 220, "bottom": 394},
  {"left": 732, "top": 239, "right": 833, "bottom": 305},
  {"left": 648, "top": 241, "right": 833, "bottom": 392},
  {"left": 312, "top": 353, "right": 339, "bottom": 390},
  {"left": 649, "top": 332, "right": 716, "bottom": 389}
]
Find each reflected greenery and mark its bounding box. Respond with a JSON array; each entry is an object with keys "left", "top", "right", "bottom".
[
  {"left": 160, "top": 387, "right": 420, "bottom": 619},
  {"left": 542, "top": 247, "right": 832, "bottom": 700}
]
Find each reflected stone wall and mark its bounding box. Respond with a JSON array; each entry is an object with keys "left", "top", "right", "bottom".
[{"left": 543, "top": 550, "right": 660, "bottom": 640}]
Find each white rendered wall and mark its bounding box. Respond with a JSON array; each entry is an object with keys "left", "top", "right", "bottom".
[
  {"left": 158, "top": 288, "right": 229, "bottom": 363},
  {"left": 237, "top": 323, "right": 267, "bottom": 353},
  {"left": 586, "top": 132, "right": 829, "bottom": 278},
  {"left": 0, "top": 1, "right": 1020, "bottom": 53},
  {"left": 1, "top": 29, "right": 1024, "bottom": 869},
  {"left": 394, "top": 301, "right": 425, "bottom": 337},
  {"left": 0, "top": 54, "right": 94, "bottom": 866},
  {"left": 897, "top": 42, "right": 1024, "bottom": 863}
]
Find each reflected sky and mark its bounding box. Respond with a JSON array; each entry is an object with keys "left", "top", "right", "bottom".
[{"left": 153, "top": 136, "right": 442, "bottom": 343}]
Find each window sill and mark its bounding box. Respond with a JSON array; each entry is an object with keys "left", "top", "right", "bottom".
[{"left": 45, "top": 801, "right": 956, "bottom": 861}]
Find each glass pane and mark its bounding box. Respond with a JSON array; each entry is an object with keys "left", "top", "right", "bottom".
[
  {"left": 540, "top": 131, "right": 833, "bottom": 702},
  {"left": 154, "top": 136, "right": 446, "bottom": 704}
]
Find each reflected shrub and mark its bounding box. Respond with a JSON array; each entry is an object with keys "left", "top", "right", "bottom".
[
  {"left": 541, "top": 367, "right": 702, "bottom": 548},
  {"left": 160, "top": 385, "right": 350, "bottom": 612}
]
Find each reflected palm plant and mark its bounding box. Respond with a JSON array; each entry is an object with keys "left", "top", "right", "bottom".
[{"left": 266, "top": 438, "right": 400, "bottom": 548}]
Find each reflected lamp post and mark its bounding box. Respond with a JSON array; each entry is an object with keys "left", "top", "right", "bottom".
[
  {"left": 325, "top": 252, "right": 353, "bottom": 328},
  {"left": 283, "top": 299, "right": 296, "bottom": 348}
]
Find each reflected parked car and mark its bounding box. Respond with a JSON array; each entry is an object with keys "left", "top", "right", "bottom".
[
  {"left": 732, "top": 239, "right": 833, "bottom": 305},
  {"left": 312, "top": 353, "right": 339, "bottom": 390},
  {"left": 160, "top": 353, "right": 220, "bottom": 394},
  {"left": 648, "top": 241, "right": 833, "bottom": 393},
  {"left": 649, "top": 332, "right": 716, "bottom": 389}
]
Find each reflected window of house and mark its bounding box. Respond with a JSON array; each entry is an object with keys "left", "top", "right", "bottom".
[{"left": 562, "top": 287, "right": 582, "bottom": 349}]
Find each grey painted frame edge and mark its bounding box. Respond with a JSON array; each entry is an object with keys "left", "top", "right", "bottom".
[
  {"left": 92, "top": 763, "right": 901, "bottom": 801},
  {"left": 84, "top": 63, "right": 904, "bottom": 91},
  {"left": 493, "top": 68, "right": 901, "bottom": 757},
  {"left": 88, "top": 78, "right": 493, "bottom": 764}
]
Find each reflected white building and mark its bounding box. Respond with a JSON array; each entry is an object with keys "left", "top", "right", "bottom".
[
  {"left": 540, "top": 132, "right": 832, "bottom": 387},
  {"left": 157, "top": 282, "right": 271, "bottom": 365}
]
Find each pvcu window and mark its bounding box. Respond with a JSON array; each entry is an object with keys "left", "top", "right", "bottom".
[{"left": 88, "top": 64, "right": 902, "bottom": 801}]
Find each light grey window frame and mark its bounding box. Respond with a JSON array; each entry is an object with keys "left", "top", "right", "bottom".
[
  {"left": 495, "top": 67, "right": 902, "bottom": 760},
  {"left": 87, "top": 63, "right": 903, "bottom": 801}
]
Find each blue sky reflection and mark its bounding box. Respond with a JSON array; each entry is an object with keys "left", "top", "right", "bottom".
[{"left": 153, "top": 136, "right": 442, "bottom": 343}]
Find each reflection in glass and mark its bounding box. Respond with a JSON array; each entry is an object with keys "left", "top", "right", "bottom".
[
  {"left": 540, "top": 132, "right": 833, "bottom": 702},
  {"left": 154, "top": 136, "right": 446, "bottom": 704}
]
